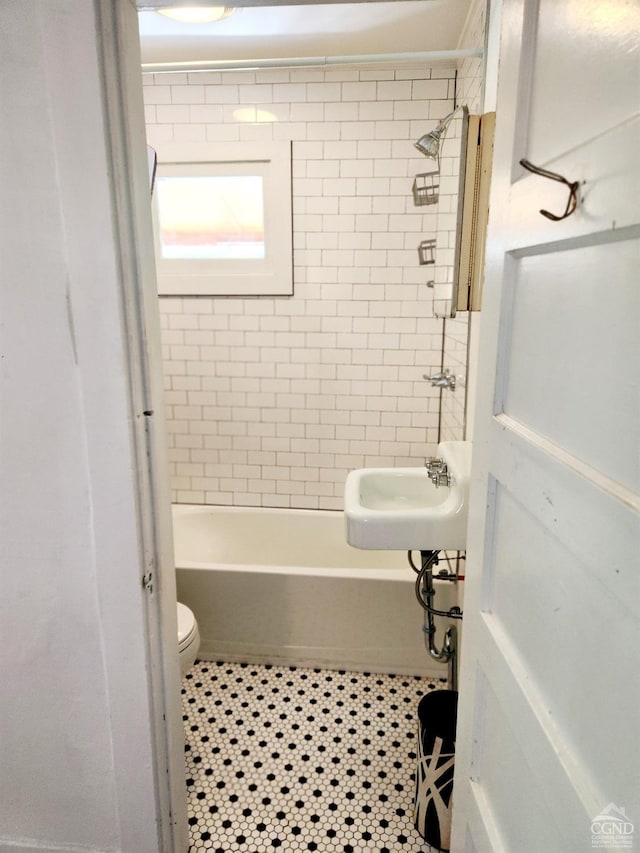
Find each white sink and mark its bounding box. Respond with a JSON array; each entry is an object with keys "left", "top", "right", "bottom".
[{"left": 344, "top": 441, "right": 472, "bottom": 550}]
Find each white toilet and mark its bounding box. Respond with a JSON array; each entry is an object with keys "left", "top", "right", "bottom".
[{"left": 177, "top": 602, "right": 200, "bottom": 676}]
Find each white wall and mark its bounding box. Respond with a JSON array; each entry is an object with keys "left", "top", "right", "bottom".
[
  {"left": 0, "top": 2, "right": 180, "bottom": 850},
  {"left": 145, "top": 64, "right": 462, "bottom": 508}
]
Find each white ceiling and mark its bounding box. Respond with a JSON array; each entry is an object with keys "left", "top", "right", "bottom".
[{"left": 137, "top": 1, "right": 475, "bottom": 67}]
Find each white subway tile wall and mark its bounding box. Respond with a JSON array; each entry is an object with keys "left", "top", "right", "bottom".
[
  {"left": 440, "top": 315, "right": 470, "bottom": 442},
  {"left": 440, "top": 0, "right": 486, "bottom": 443},
  {"left": 145, "top": 64, "right": 458, "bottom": 509}
]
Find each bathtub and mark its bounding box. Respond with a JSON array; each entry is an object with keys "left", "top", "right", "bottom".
[{"left": 173, "top": 504, "right": 458, "bottom": 677}]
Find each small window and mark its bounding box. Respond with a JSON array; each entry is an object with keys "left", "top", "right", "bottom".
[
  {"left": 152, "top": 142, "right": 292, "bottom": 296},
  {"left": 157, "top": 173, "right": 266, "bottom": 260}
]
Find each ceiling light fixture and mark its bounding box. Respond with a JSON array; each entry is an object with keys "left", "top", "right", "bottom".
[{"left": 157, "top": 6, "right": 235, "bottom": 24}]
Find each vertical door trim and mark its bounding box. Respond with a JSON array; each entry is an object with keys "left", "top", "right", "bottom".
[{"left": 94, "top": 1, "right": 188, "bottom": 850}]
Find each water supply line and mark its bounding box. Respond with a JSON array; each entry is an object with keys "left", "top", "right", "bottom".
[{"left": 408, "top": 549, "right": 463, "bottom": 691}]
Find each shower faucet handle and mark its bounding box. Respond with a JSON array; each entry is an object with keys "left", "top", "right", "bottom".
[{"left": 423, "top": 369, "right": 456, "bottom": 390}]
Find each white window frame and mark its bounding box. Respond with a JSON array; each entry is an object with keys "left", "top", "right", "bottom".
[{"left": 152, "top": 141, "right": 292, "bottom": 296}]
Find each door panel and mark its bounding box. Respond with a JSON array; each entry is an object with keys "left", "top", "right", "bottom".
[
  {"left": 501, "top": 239, "right": 640, "bottom": 492},
  {"left": 527, "top": 0, "right": 640, "bottom": 165},
  {"left": 489, "top": 477, "right": 639, "bottom": 800},
  {"left": 471, "top": 671, "right": 572, "bottom": 850},
  {"left": 466, "top": 614, "right": 597, "bottom": 850}
]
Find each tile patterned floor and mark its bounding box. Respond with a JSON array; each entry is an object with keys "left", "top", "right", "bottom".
[{"left": 182, "top": 660, "right": 446, "bottom": 852}]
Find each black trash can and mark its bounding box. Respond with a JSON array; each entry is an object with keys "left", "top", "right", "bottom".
[{"left": 414, "top": 690, "right": 458, "bottom": 851}]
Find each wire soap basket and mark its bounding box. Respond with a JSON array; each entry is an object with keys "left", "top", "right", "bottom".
[
  {"left": 412, "top": 172, "right": 440, "bottom": 206},
  {"left": 418, "top": 238, "right": 436, "bottom": 266}
]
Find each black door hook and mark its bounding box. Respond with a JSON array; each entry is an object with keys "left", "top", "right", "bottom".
[{"left": 519, "top": 158, "right": 580, "bottom": 221}]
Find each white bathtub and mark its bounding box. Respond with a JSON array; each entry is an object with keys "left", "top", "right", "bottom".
[{"left": 173, "top": 504, "right": 457, "bottom": 677}]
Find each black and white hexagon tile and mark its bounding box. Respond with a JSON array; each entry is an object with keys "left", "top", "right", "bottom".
[{"left": 181, "top": 660, "right": 446, "bottom": 852}]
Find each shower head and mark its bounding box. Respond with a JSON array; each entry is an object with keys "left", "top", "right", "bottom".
[
  {"left": 414, "top": 128, "right": 445, "bottom": 159},
  {"left": 414, "top": 105, "right": 468, "bottom": 160}
]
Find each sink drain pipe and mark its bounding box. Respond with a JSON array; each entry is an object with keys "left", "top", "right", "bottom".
[{"left": 409, "top": 550, "right": 463, "bottom": 692}]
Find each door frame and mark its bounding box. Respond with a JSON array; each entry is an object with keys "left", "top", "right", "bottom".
[
  {"left": 107, "top": 2, "right": 499, "bottom": 848},
  {"left": 97, "top": 2, "right": 188, "bottom": 849}
]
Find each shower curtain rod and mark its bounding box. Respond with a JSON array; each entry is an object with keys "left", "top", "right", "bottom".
[{"left": 141, "top": 48, "right": 482, "bottom": 74}]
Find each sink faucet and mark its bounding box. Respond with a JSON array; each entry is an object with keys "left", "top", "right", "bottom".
[{"left": 424, "top": 457, "right": 452, "bottom": 487}]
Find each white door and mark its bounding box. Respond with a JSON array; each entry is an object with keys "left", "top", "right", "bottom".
[{"left": 451, "top": 2, "right": 640, "bottom": 851}]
